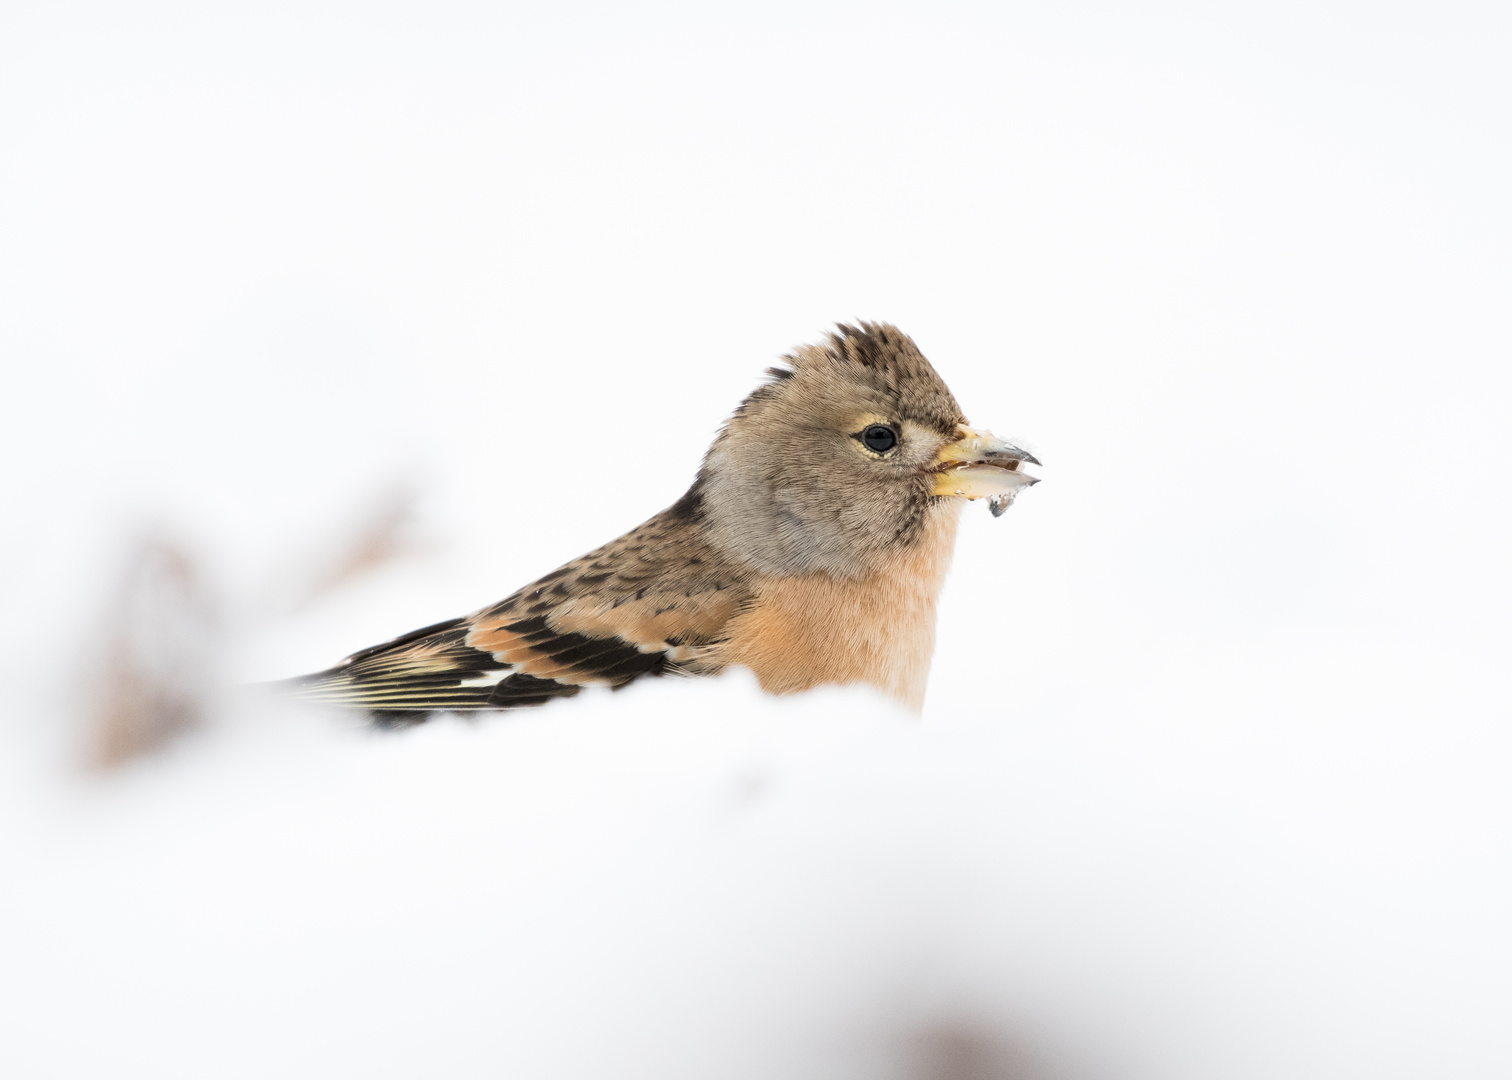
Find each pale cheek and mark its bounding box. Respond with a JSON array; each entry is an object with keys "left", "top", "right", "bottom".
[{"left": 906, "top": 443, "right": 945, "bottom": 469}]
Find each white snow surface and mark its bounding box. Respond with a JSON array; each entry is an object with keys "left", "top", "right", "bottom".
[{"left": 2, "top": 3, "right": 1509, "bottom": 1078}]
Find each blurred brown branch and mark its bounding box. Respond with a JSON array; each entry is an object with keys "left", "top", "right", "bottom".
[
  {"left": 84, "top": 480, "right": 434, "bottom": 769},
  {"left": 271, "top": 481, "right": 430, "bottom": 615},
  {"left": 89, "top": 534, "right": 218, "bottom": 769}
]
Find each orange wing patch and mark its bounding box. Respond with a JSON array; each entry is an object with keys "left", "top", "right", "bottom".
[
  {"left": 467, "top": 588, "right": 741, "bottom": 683},
  {"left": 464, "top": 613, "right": 665, "bottom": 687}
]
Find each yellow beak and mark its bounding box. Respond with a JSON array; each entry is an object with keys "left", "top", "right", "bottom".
[{"left": 929, "top": 426, "right": 1041, "bottom": 515}]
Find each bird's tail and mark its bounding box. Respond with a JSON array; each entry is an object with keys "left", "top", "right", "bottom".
[{"left": 275, "top": 617, "right": 580, "bottom": 725}]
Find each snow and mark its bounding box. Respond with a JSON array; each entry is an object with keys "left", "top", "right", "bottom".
[{"left": 1, "top": 3, "right": 1509, "bottom": 1077}]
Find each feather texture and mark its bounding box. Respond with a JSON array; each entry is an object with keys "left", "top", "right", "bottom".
[{"left": 285, "top": 500, "right": 752, "bottom": 721}]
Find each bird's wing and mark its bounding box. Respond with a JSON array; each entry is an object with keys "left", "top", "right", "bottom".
[{"left": 285, "top": 495, "right": 749, "bottom": 723}]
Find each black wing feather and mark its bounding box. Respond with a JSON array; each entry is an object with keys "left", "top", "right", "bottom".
[{"left": 283, "top": 613, "right": 666, "bottom": 724}]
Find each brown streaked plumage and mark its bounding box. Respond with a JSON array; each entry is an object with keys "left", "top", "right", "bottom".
[{"left": 285, "top": 322, "right": 1039, "bottom": 723}]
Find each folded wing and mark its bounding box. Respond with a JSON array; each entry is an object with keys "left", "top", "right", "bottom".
[{"left": 283, "top": 495, "right": 749, "bottom": 724}]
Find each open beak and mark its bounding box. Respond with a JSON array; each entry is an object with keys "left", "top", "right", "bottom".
[{"left": 928, "top": 426, "right": 1041, "bottom": 517}]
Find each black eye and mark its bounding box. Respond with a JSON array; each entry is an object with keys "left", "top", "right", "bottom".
[{"left": 860, "top": 424, "right": 898, "bottom": 453}]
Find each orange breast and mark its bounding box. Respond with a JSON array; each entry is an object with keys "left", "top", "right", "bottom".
[{"left": 714, "top": 503, "right": 962, "bottom": 709}]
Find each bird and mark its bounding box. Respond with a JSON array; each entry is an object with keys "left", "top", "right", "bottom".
[{"left": 285, "top": 323, "right": 1039, "bottom": 724}]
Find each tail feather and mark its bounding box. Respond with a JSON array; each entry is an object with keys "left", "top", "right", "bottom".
[{"left": 282, "top": 617, "right": 582, "bottom": 719}]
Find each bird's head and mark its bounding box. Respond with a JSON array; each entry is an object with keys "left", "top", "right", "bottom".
[{"left": 697, "top": 322, "right": 1038, "bottom": 578}]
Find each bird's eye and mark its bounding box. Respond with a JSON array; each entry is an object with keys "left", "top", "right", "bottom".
[{"left": 859, "top": 424, "right": 898, "bottom": 453}]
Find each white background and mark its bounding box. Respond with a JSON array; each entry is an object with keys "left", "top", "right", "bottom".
[{"left": 1, "top": 3, "right": 1508, "bottom": 1077}]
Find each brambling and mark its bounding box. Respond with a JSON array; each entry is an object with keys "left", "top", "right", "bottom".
[{"left": 288, "top": 323, "right": 1038, "bottom": 722}]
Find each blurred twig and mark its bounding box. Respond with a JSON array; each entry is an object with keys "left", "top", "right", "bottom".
[
  {"left": 84, "top": 480, "right": 432, "bottom": 769},
  {"left": 269, "top": 481, "right": 429, "bottom": 615},
  {"left": 907, "top": 1020, "right": 1044, "bottom": 1080},
  {"left": 88, "top": 533, "right": 219, "bottom": 769}
]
